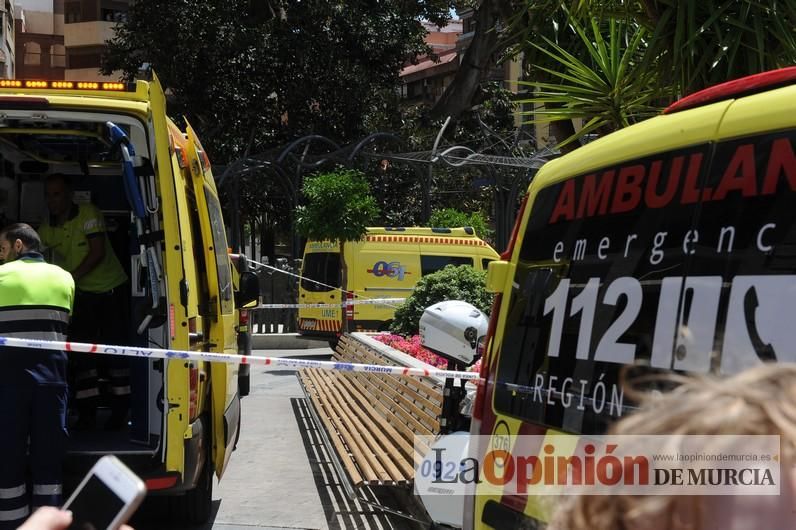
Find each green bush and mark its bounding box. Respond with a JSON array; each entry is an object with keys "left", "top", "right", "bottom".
[
  {"left": 429, "top": 208, "right": 494, "bottom": 243},
  {"left": 390, "top": 265, "right": 493, "bottom": 336}
]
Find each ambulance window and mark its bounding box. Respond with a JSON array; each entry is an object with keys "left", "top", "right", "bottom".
[
  {"left": 420, "top": 255, "right": 473, "bottom": 275},
  {"left": 203, "top": 187, "right": 234, "bottom": 314},
  {"left": 493, "top": 144, "right": 710, "bottom": 435},
  {"left": 301, "top": 253, "right": 340, "bottom": 292},
  {"left": 482, "top": 258, "right": 494, "bottom": 270},
  {"left": 687, "top": 130, "right": 796, "bottom": 375}
]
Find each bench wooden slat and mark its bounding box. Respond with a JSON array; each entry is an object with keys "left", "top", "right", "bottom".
[
  {"left": 314, "top": 369, "right": 410, "bottom": 483},
  {"left": 298, "top": 334, "right": 447, "bottom": 492},
  {"left": 338, "top": 350, "right": 443, "bottom": 412},
  {"left": 336, "top": 345, "right": 444, "bottom": 427},
  {"left": 337, "top": 338, "right": 443, "bottom": 400},
  {"left": 333, "top": 372, "right": 417, "bottom": 473},
  {"left": 349, "top": 371, "right": 437, "bottom": 436},
  {"left": 341, "top": 370, "right": 431, "bottom": 457},
  {"left": 298, "top": 371, "right": 365, "bottom": 486},
  {"left": 304, "top": 369, "right": 387, "bottom": 484}
]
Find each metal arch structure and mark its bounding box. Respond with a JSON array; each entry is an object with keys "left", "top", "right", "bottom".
[
  {"left": 217, "top": 126, "right": 557, "bottom": 254},
  {"left": 218, "top": 132, "right": 405, "bottom": 254}
]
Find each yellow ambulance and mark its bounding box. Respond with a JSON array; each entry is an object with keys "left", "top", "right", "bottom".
[
  {"left": 0, "top": 76, "right": 258, "bottom": 523},
  {"left": 467, "top": 67, "right": 796, "bottom": 528},
  {"left": 298, "top": 227, "right": 498, "bottom": 341}
]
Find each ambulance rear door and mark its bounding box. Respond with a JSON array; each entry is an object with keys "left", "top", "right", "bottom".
[
  {"left": 298, "top": 241, "right": 342, "bottom": 337},
  {"left": 148, "top": 74, "right": 193, "bottom": 474},
  {"left": 184, "top": 122, "right": 239, "bottom": 478}
]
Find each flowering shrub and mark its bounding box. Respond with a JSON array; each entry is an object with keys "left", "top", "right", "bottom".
[
  {"left": 373, "top": 333, "right": 448, "bottom": 369},
  {"left": 390, "top": 265, "right": 492, "bottom": 336}
]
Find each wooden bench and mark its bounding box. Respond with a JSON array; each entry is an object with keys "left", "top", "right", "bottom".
[{"left": 297, "top": 334, "right": 444, "bottom": 491}]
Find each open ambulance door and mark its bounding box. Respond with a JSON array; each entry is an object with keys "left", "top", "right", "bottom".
[
  {"left": 148, "top": 74, "right": 195, "bottom": 475},
  {"left": 184, "top": 121, "right": 240, "bottom": 479}
]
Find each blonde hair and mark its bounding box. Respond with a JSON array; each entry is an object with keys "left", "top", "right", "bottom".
[{"left": 549, "top": 363, "right": 796, "bottom": 530}]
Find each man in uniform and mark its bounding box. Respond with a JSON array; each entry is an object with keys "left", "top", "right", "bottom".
[
  {"left": 39, "top": 173, "right": 130, "bottom": 430},
  {"left": 0, "top": 223, "right": 74, "bottom": 529}
]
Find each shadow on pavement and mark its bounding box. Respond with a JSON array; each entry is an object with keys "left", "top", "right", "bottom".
[{"left": 290, "top": 397, "right": 429, "bottom": 530}]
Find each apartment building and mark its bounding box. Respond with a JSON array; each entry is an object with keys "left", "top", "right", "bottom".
[
  {"left": 14, "top": 0, "right": 63, "bottom": 79},
  {"left": 63, "top": 0, "right": 127, "bottom": 80},
  {"left": 14, "top": 0, "right": 127, "bottom": 80},
  {"left": 0, "top": 0, "right": 14, "bottom": 78},
  {"left": 399, "top": 20, "right": 462, "bottom": 103}
]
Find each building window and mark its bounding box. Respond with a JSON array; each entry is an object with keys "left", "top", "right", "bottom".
[
  {"left": 101, "top": 9, "right": 127, "bottom": 22},
  {"left": 67, "top": 52, "right": 102, "bottom": 69},
  {"left": 50, "top": 44, "right": 66, "bottom": 68},
  {"left": 24, "top": 42, "right": 41, "bottom": 66}
]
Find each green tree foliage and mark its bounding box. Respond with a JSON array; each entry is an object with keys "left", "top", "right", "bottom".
[
  {"left": 294, "top": 169, "right": 380, "bottom": 244},
  {"left": 295, "top": 168, "right": 379, "bottom": 317},
  {"left": 509, "top": 1, "right": 796, "bottom": 147},
  {"left": 102, "top": 0, "right": 454, "bottom": 163},
  {"left": 519, "top": 16, "right": 669, "bottom": 146},
  {"left": 390, "top": 265, "right": 493, "bottom": 336},
  {"left": 429, "top": 208, "right": 494, "bottom": 243}
]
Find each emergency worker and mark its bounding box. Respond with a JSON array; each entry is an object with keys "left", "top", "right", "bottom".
[
  {"left": 0, "top": 223, "right": 74, "bottom": 529},
  {"left": 38, "top": 174, "right": 130, "bottom": 430}
]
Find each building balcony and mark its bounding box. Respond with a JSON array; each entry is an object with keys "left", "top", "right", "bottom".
[{"left": 64, "top": 21, "right": 115, "bottom": 48}]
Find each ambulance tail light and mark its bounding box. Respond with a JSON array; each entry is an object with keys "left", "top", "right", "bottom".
[
  {"left": 144, "top": 473, "right": 179, "bottom": 491},
  {"left": 345, "top": 293, "right": 354, "bottom": 320},
  {"left": 188, "top": 363, "right": 199, "bottom": 419}
]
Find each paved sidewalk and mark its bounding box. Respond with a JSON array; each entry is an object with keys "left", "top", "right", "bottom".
[
  {"left": 209, "top": 349, "right": 331, "bottom": 529},
  {"left": 135, "top": 347, "right": 422, "bottom": 529}
]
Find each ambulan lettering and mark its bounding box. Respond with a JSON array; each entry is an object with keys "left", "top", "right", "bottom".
[{"left": 548, "top": 136, "right": 795, "bottom": 224}]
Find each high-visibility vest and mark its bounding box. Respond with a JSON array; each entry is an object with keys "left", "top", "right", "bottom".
[{"left": 0, "top": 252, "right": 75, "bottom": 385}]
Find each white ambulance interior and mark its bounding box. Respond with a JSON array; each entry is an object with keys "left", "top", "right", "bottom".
[{"left": 0, "top": 109, "right": 166, "bottom": 456}]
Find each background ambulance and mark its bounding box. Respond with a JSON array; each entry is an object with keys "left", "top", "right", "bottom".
[
  {"left": 0, "top": 75, "right": 259, "bottom": 524},
  {"left": 298, "top": 227, "right": 498, "bottom": 342},
  {"left": 467, "top": 67, "right": 796, "bottom": 528}
]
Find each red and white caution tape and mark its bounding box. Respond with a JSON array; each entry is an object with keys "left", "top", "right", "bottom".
[
  {"left": 0, "top": 336, "right": 480, "bottom": 381},
  {"left": 256, "top": 297, "right": 405, "bottom": 309}
]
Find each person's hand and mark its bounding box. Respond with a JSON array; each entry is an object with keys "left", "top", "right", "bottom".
[
  {"left": 16, "top": 507, "right": 71, "bottom": 530},
  {"left": 17, "top": 507, "right": 134, "bottom": 530}
]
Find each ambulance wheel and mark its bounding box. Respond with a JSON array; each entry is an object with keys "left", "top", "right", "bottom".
[{"left": 171, "top": 447, "right": 213, "bottom": 524}]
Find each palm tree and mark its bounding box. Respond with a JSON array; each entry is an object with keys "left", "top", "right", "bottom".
[{"left": 511, "top": 0, "right": 796, "bottom": 147}]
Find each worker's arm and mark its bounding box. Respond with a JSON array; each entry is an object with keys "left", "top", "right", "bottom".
[{"left": 71, "top": 234, "right": 105, "bottom": 281}]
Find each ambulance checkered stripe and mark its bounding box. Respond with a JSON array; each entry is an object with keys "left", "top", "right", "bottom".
[
  {"left": 299, "top": 319, "right": 341, "bottom": 332},
  {"left": 365, "top": 235, "right": 486, "bottom": 245}
]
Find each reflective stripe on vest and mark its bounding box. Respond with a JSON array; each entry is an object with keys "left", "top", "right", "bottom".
[
  {"left": 0, "top": 308, "right": 70, "bottom": 324},
  {"left": 0, "top": 485, "right": 24, "bottom": 500},
  {"left": 0, "top": 505, "right": 29, "bottom": 521},
  {"left": 32, "top": 484, "right": 62, "bottom": 496}
]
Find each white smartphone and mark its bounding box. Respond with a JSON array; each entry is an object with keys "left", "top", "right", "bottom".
[{"left": 62, "top": 455, "right": 147, "bottom": 530}]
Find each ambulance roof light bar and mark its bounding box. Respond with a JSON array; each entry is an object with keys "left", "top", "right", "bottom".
[
  {"left": 0, "top": 79, "right": 133, "bottom": 91},
  {"left": 664, "top": 66, "right": 796, "bottom": 114}
]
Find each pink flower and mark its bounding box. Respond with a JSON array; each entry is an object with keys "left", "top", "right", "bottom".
[{"left": 373, "top": 333, "right": 448, "bottom": 369}]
